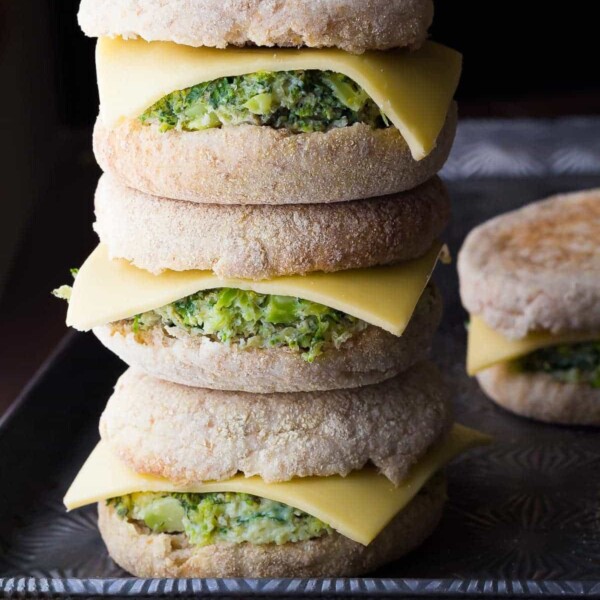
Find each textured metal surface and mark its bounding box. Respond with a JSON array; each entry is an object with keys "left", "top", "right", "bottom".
[
  {"left": 441, "top": 117, "right": 600, "bottom": 180},
  {"left": 1, "top": 120, "right": 600, "bottom": 597}
]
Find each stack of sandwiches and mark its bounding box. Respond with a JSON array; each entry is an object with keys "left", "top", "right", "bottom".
[
  {"left": 459, "top": 189, "right": 600, "bottom": 426},
  {"left": 58, "top": 0, "right": 488, "bottom": 577}
]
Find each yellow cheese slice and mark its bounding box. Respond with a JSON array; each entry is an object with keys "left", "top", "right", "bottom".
[
  {"left": 66, "top": 242, "right": 444, "bottom": 336},
  {"left": 467, "top": 315, "right": 600, "bottom": 375},
  {"left": 64, "top": 424, "right": 489, "bottom": 546},
  {"left": 96, "top": 37, "right": 461, "bottom": 160}
]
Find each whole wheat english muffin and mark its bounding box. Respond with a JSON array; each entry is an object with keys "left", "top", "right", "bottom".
[
  {"left": 94, "top": 174, "right": 450, "bottom": 279},
  {"left": 78, "top": 0, "right": 433, "bottom": 54},
  {"left": 458, "top": 188, "right": 600, "bottom": 339},
  {"left": 100, "top": 364, "right": 452, "bottom": 485},
  {"left": 477, "top": 364, "right": 600, "bottom": 426},
  {"left": 93, "top": 106, "right": 456, "bottom": 206},
  {"left": 93, "top": 284, "right": 442, "bottom": 393},
  {"left": 98, "top": 473, "right": 445, "bottom": 578}
]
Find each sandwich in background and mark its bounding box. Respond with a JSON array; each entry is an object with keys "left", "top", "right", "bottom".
[{"left": 458, "top": 189, "right": 600, "bottom": 425}]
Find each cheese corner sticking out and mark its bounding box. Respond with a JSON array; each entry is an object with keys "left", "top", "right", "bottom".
[
  {"left": 64, "top": 424, "right": 490, "bottom": 546},
  {"left": 66, "top": 242, "right": 444, "bottom": 336},
  {"left": 467, "top": 315, "right": 600, "bottom": 375},
  {"left": 96, "top": 37, "right": 461, "bottom": 160}
]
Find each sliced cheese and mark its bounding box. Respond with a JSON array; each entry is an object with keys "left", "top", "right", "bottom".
[
  {"left": 66, "top": 242, "right": 444, "bottom": 336},
  {"left": 96, "top": 37, "right": 462, "bottom": 160},
  {"left": 467, "top": 315, "right": 600, "bottom": 375},
  {"left": 64, "top": 424, "right": 490, "bottom": 546}
]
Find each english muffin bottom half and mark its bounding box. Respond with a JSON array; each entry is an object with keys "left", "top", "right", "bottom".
[
  {"left": 65, "top": 367, "right": 489, "bottom": 578},
  {"left": 58, "top": 208, "right": 448, "bottom": 392},
  {"left": 89, "top": 28, "right": 460, "bottom": 204},
  {"left": 458, "top": 188, "right": 600, "bottom": 425}
]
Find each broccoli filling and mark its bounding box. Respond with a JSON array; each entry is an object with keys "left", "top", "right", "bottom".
[
  {"left": 140, "top": 70, "right": 388, "bottom": 133},
  {"left": 109, "top": 492, "right": 332, "bottom": 546},
  {"left": 52, "top": 279, "right": 367, "bottom": 362},
  {"left": 130, "top": 288, "right": 367, "bottom": 362},
  {"left": 516, "top": 341, "right": 600, "bottom": 388}
]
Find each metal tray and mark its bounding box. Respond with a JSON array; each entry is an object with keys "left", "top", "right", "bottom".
[{"left": 2, "top": 167, "right": 600, "bottom": 597}]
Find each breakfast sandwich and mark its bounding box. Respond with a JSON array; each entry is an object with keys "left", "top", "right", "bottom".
[
  {"left": 53, "top": 172, "right": 451, "bottom": 393},
  {"left": 64, "top": 366, "right": 489, "bottom": 578},
  {"left": 77, "top": 0, "right": 461, "bottom": 205},
  {"left": 458, "top": 189, "right": 600, "bottom": 425}
]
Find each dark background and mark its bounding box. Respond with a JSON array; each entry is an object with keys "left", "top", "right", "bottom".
[{"left": 0, "top": 0, "right": 599, "bottom": 412}]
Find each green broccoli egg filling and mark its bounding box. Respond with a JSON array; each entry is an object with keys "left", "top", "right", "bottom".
[
  {"left": 108, "top": 492, "right": 332, "bottom": 546},
  {"left": 130, "top": 287, "right": 367, "bottom": 362},
  {"left": 139, "top": 70, "right": 388, "bottom": 134},
  {"left": 516, "top": 340, "right": 600, "bottom": 388},
  {"left": 52, "top": 281, "right": 366, "bottom": 362}
]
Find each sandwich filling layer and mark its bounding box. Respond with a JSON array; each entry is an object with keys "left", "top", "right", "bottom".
[
  {"left": 64, "top": 425, "right": 489, "bottom": 546},
  {"left": 141, "top": 70, "right": 386, "bottom": 134},
  {"left": 109, "top": 492, "right": 332, "bottom": 546},
  {"left": 57, "top": 276, "right": 437, "bottom": 362},
  {"left": 125, "top": 287, "right": 368, "bottom": 362},
  {"left": 516, "top": 341, "right": 600, "bottom": 387},
  {"left": 97, "top": 38, "right": 461, "bottom": 160},
  {"left": 467, "top": 315, "right": 600, "bottom": 384},
  {"left": 60, "top": 243, "right": 444, "bottom": 338}
]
